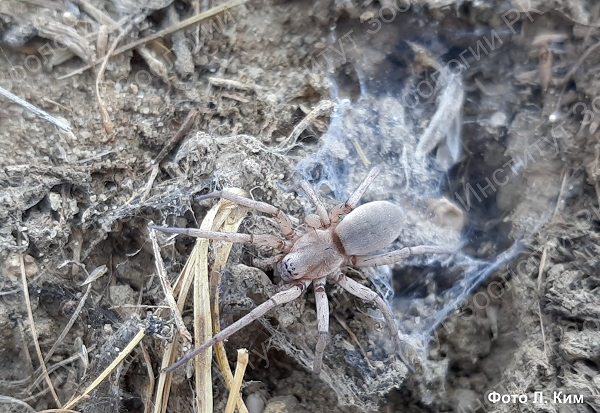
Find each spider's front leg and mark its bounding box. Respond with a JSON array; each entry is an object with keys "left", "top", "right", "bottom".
[
  {"left": 329, "top": 167, "right": 380, "bottom": 224},
  {"left": 331, "top": 273, "right": 415, "bottom": 373},
  {"left": 164, "top": 279, "right": 311, "bottom": 374},
  {"left": 195, "top": 190, "right": 299, "bottom": 240},
  {"left": 149, "top": 226, "right": 293, "bottom": 253}
]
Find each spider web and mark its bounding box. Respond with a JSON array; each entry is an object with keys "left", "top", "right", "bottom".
[{"left": 272, "top": 66, "right": 531, "bottom": 409}]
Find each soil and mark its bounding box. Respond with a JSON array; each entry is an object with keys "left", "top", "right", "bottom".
[{"left": 1, "top": 0, "right": 600, "bottom": 412}]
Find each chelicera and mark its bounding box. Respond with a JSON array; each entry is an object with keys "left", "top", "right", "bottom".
[{"left": 151, "top": 167, "right": 450, "bottom": 375}]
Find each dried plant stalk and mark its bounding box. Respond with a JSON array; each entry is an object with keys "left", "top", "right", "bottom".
[
  {"left": 224, "top": 349, "right": 249, "bottom": 413},
  {"left": 275, "top": 100, "right": 333, "bottom": 152},
  {"left": 154, "top": 199, "right": 221, "bottom": 413},
  {"left": 63, "top": 329, "right": 146, "bottom": 410},
  {"left": 58, "top": 0, "right": 250, "bottom": 79},
  {"left": 167, "top": 5, "right": 195, "bottom": 78},
  {"left": 210, "top": 197, "right": 250, "bottom": 413},
  {"left": 154, "top": 188, "right": 250, "bottom": 413},
  {"left": 19, "top": 253, "right": 62, "bottom": 408},
  {"left": 35, "top": 21, "right": 94, "bottom": 63},
  {"left": 96, "top": 23, "right": 133, "bottom": 135},
  {"left": 149, "top": 227, "right": 193, "bottom": 343}
]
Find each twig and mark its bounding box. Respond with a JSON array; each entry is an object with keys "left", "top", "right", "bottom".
[
  {"left": 555, "top": 40, "right": 600, "bottom": 86},
  {"left": 96, "top": 22, "right": 133, "bottom": 134},
  {"left": 139, "top": 342, "right": 155, "bottom": 413},
  {"left": 74, "top": 0, "right": 117, "bottom": 26},
  {"left": 209, "top": 77, "right": 261, "bottom": 91},
  {"left": 352, "top": 139, "right": 371, "bottom": 167},
  {"left": 19, "top": 252, "right": 62, "bottom": 408},
  {"left": 0, "top": 87, "right": 71, "bottom": 131},
  {"left": 551, "top": 168, "right": 570, "bottom": 223},
  {"left": 44, "top": 284, "right": 92, "bottom": 363},
  {"left": 536, "top": 244, "right": 549, "bottom": 361},
  {"left": 16, "top": 317, "right": 34, "bottom": 378},
  {"left": 63, "top": 328, "right": 146, "bottom": 410},
  {"left": 57, "top": 0, "right": 250, "bottom": 80},
  {"left": 275, "top": 100, "right": 333, "bottom": 152},
  {"left": 43, "top": 98, "right": 72, "bottom": 113},
  {"left": 149, "top": 227, "right": 193, "bottom": 344},
  {"left": 224, "top": 349, "right": 249, "bottom": 413},
  {"left": 26, "top": 346, "right": 96, "bottom": 396},
  {"left": 168, "top": 5, "right": 195, "bottom": 78},
  {"left": 152, "top": 109, "right": 200, "bottom": 165},
  {"left": 333, "top": 313, "right": 374, "bottom": 369},
  {"left": 136, "top": 46, "right": 169, "bottom": 84},
  {"left": 140, "top": 165, "right": 160, "bottom": 203}
]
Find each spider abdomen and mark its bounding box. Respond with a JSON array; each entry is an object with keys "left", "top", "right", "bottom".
[{"left": 335, "top": 201, "right": 405, "bottom": 255}]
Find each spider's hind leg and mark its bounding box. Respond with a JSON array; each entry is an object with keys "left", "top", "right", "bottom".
[
  {"left": 331, "top": 273, "right": 415, "bottom": 373},
  {"left": 313, "top": 277, "right": 329, "bottom": 376},
  {"left": 164, "top": 279, "right": 311, "bottom": 373}
]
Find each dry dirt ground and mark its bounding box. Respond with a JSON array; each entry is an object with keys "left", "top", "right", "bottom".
[{"left": 1, "top": 0, "right": 600, "bottom": 412}]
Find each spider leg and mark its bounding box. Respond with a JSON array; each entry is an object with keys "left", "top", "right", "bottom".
[
  {"left": 347, "top": 245, "right": 452, "bottom": 267},
  {"left": 312, "top": 278, "right": 329, "bottom": 376},
  {"left": 297, "top": 181, "right": 331, "bottom": 228},
  {"left": 331, "top": 273, "right": 415, "bottom": 373},
  {"left": 164, "top": 279, "right": 311, "bottom": 374},
  {"left": 149, "top": 226, "right": 293, "bottom": 252},
  {"left": 329, "top": 167, "right": 380, "bottom": 224},
  {"left": 195, "top": 190, "right": 299, "bottom": 240}
]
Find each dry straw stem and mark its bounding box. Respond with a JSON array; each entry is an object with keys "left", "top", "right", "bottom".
[
  {"left": 208, "top": 77, "right": 261, "bottom": 91},
  {"left": 224, "top": 349, "right": 249, "bottom": 413},
  {"left": 333, "top": 313, "right": 374, "bottom": 369},
  {"left": 275, "top": 100, "right": 333, "bottom": 152},
  {"left": 19, "top": 252, "right": 62, "bottom": 408},
  {"left": 95, "top": 23, "right": 133, "bottom": 135},
  {"left": 44, "top": 283, "right": 92, "bottom": 363},
  {"left": 209, "top": 195, "right": 251, "bottom": 413},
  {"left": 0, "top": 86, "right": 71, "bottom": 131},
  {"left": 58, "top": 0, "right": 250, "bottom": 80},
  {"left": 152, "top": 108, "right": 200, "bottom": 165},
  {"left": 63, "top": 328, "right": 146, "bottom": 410},
  {"left": 149, "top": 227, "right": 193, "bottom": 344},
  {"left": 154, "top": 189, "right": 249, "bottom": 413},
  {"left": 139, "top": 342, "right": 155, "bottom": 413},
  {"left": 193, "top": 189, "right": 250, "bottom": 413}
]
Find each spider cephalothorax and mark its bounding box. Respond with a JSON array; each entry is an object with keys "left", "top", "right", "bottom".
[{"left": 150, "top": 167, "right": 450, "bottom": 375}]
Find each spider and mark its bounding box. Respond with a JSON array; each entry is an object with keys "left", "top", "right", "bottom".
[{"left": 150, "top": 167, "right": 451, "bottom": 376}]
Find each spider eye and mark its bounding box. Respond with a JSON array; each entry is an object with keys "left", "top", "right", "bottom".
[{"left": 277, "top": 259, "right": 296, "bottom": 282}]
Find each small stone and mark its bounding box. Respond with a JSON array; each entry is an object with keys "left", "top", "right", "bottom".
[
  {"left": 489, "top": 111, "right": 507, "bottom": 127},
  {"left": 263, "top": 395, "right": 298, "bottom": 413},
  {"left": 62, "top": 12, "right": 77, "bottom": 26},
  {"left": 109, "top": 284, "right": 137, "bottom": 318},
  {"left": 2, "top": 253, "right": 38, "bottom": 281},
  {"left": 227, "top": 59, "right": 238, "bottom": 74},
  {"left": 245, "top": 393, "right": 265, "bottom": 413},
  {"left": 48, "top": 193, "right": 62, "bottom": 211}
]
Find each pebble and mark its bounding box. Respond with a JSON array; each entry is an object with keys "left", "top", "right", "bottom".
[
  {"left": 263, "top": 395, "right": 298, "bottom": 413},
  {"left": 245, "top": 392, "right": 265, "bottom": 413}
]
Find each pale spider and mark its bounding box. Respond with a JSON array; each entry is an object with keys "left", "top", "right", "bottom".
[{"left": 151, "top": 167, "right": 450, "bottom": 376}]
